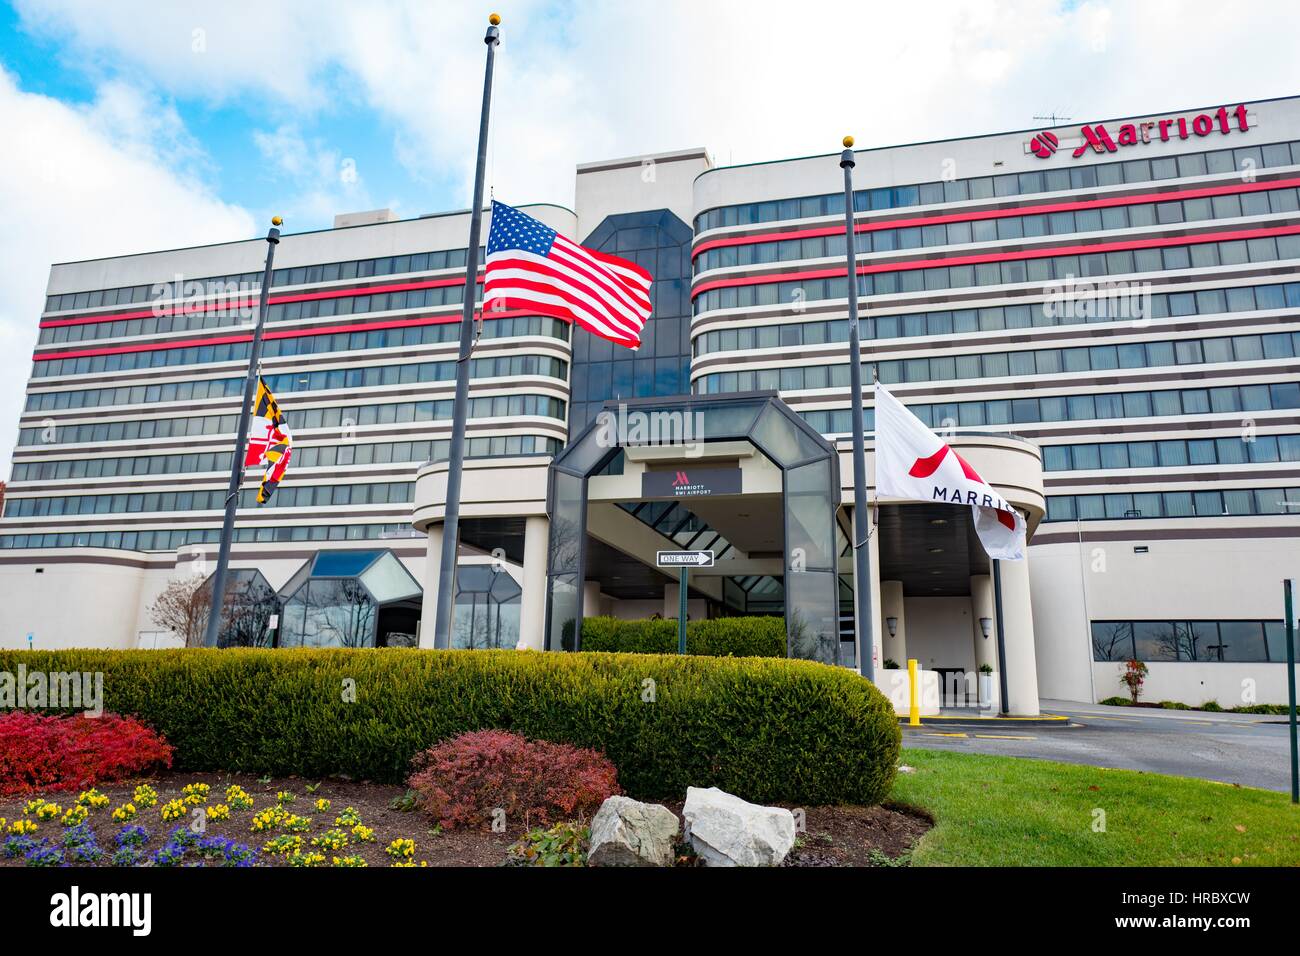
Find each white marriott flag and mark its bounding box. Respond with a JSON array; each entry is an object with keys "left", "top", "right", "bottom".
[{"left": 874, "top": 381, "right": 1026, "bottom": 560}]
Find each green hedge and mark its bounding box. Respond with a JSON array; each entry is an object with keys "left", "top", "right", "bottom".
[
  {"left": 578, "top": 615, "right": 786, "bottom": 657},
  {"left": 0, "top": 648, "right": 899, "bottom": 806}
]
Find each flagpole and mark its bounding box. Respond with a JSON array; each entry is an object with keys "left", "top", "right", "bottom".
[
  {"left": 840, "top": 136, "right": 876, "bottom": 681},
  {"left": 432, "top": 14, "right": 501, "bottom": 650},
  {"left": 202, "top": 218, "right": 283, "bottom": 647}
]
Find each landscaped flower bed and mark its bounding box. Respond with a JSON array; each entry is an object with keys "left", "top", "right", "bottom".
[
  {"left": 0, "top": 771, "right": 516, "bottom": 868},
  {"left": 0, "top": 771, "right": 928, "bottom": 868}
]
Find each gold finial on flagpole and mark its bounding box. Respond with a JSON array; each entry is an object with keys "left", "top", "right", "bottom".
[
  {"left": 489, "top": 12, "right": 501, "bottom": 25},
  {"left": 843, "top": 135, "right": 854, "bottom": 148},
  {"left": 271, "top": 216, "right": 283, "bottom": 226}
]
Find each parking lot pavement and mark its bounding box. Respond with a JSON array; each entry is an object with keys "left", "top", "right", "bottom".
[{"left": 901, "top": 699, "right": 1298, "bottom": 793}]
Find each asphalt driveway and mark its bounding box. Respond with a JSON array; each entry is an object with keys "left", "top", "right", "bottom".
[{"left": 901, "top": 699, "right": 1299, "bottom": 793}]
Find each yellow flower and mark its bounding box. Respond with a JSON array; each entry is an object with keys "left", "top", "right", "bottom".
[
  {"left": 334, "top": 807, "right": 362, "bottom": 827},
  {"left": 112, "top": 804, "right": 138, "bottom": 823},
  {"left": 182, "top": 783, "right": 211, "bottom": 806},
  {"left": 225, "top": 785, "right": 254, "bottom": 810},
  {"left": 206, "top": 804, "right": 231, "bottom": 821},
  {"left": 61, "top": 806, "right": 89, "bottom": 827},
  {"left": 22, "top": 798, "right": 47, "bottom": 817},
  {"left": 133, "top": 785, "right": 158, "bottom": 808},
  {"left": 160, "top": 799, "right": 187, "bottom": 822},
  {"left": 76, "top": 788, "right": 110, "bottom": 810},
  {"left": 8, "top": 819, "right": 38, "bottom": 835},
  {"left": 34, "top": 803, "right": 61, "bottom": 822},
  {"left": 314, "top": 798, "right": 331, "bottom": 813},
  {"left": 351, "top": 824, "right": 376, "bottom": 843},
  {"left": 385, "top": 838, "right": 416, "bottom": 860}
]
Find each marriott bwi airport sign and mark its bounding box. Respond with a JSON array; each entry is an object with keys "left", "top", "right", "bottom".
[
  {"left": 1026, "top": 104, "right": 1255, "bottom": 160},
  {"left": 641, "top": 467, "right": 742, "bottom": 499}
]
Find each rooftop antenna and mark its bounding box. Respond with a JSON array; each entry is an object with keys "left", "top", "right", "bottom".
[{"left": 1032, "top": 112, "right": 1072, "bottom": 126}]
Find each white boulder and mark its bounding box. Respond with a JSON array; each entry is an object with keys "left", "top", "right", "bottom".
[
  {"left": 587, "top": 796, "right": 680, "bottom": 867},
  {"left": 681, "top": 787, "right": 796, "bottom": 867}
]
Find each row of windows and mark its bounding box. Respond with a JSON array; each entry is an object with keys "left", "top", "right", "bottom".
[
  {"left": 1043, "top": 434, "right": 1300, "bottom": 472},
  {"left": 696, "top": 331, "right": 1300, "bottom": 395},
  {"left": 693, "top": 280, "right": 1300, "bottom": 357},
  {"left": 16, "top": 394, "right": 567, "bottom": 446},
  {"left": 694, "top": 139, "right": 1300, "bottom": 232},
  {"left": 1045, "top": 486, "right": 1300, "bottom": 522},
  {"left": 43, "top": 246, "right": 485, "bottom": 314},
  {"left": 33, "top": 316, "right": 571, "bottom": 380},
  {"left": 692, "top": 233, "right": 1300, "bottom": 316},
  {"left": 1, "top": 523, "right": 416, "bottom": 552},
  {"left": 26, "top": 317, "right": 570, "bottom": 409},
  {"left": 38, "top": 282, "right": 498, "bottom": 345},
  {"left": 694, "top": 185, "right": 1300, "bottom": 273},
  {"left": 10, "top": 435, "right": 562, "bottom": 482},
  {"left": 1091, "top": 620, "right": 1288, "bottom": 663},
  {"left": 797, "top": 381, "right": 1300, "bottom": 435},
  {"left": 4, "top": 481, "right": 415, "bottom": 518}
]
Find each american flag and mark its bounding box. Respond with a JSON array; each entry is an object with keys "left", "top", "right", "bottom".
[{"left": 483, "top": 200, "right": 652, "bottom": 349}]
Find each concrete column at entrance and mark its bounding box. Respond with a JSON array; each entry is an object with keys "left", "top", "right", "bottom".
[
  {"left": 419, "top": 524, "right": 444, "bottom": 649},
  {"left": 850, "top": 506, "right": 884, "bottom": 673},
  {"left": 970, "top": 574, "right": 997, "bottom": 674},
  {"left": 664, "top": 582, "right": 680, "bottom": 620},
  {"left": 997, "top": 556, "right": 1041, "bottom": 716},
  {"left": 583, "top": 580, "right": 603, "bottom": 619},
  {"left": 518, "top": 515, "right": 548, "bottom": 650},
  {"left": 880, "top": 580, "right": 907, "bottom": 666}
]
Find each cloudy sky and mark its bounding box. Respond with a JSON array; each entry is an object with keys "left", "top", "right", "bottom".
[{"left": 1, "top": 0, "right": 1299, "bottom": 465}]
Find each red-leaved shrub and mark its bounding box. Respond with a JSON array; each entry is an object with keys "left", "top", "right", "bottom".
[
  {"left": 408, "top": 729, "right": 620, "bottom": 829},
  {"left": 0, "top": 711, "right": 174, "bottom": 796}
]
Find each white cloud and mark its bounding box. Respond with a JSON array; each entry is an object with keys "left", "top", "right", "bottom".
[
  {"left": 251, "top": 124, "right": 374, "bottom": 224},
  {"left": 0, "top": 68, "right": 253, "bottom": 471},
  {"left": 14, "top": 0, "right": 1300, "bottom": 214}
]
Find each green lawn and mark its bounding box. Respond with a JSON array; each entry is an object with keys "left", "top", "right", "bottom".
[{"left": 889, "top": 748, "right": 1300, "bottom": 866}]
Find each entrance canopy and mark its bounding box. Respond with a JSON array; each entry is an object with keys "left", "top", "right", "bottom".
[{"left": 544, "top": 392, "right": 842, "bottom": 663}]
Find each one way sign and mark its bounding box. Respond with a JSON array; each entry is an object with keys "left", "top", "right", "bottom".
[{"left": 656, "top": 550, "right": 714, "bottom": 568}]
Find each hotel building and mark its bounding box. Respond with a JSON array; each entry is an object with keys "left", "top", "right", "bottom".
[{"left": 4, "top": 96, "right": 1300, "bottom": 711}]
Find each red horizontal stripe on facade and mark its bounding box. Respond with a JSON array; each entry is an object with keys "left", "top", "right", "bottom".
[
  {"left": 31, "top": 309, "right": 551, "bottom": 362},
  {"left": 691, "top": 175, "right": 1300, "bottom": 259},
  {"left": 40, "top": 275, "right": 485, "bottom": 329},
  {"left": 689, "top": 223, "right": 1300, "bottom": 300}
]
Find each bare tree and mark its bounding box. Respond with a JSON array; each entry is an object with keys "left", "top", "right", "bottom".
[
  {"left": 1091, "top": 622, "right": 1133, "bottom": 661},
  {"left": 147, "top": 577, "right": 212, "bottom": 648}
]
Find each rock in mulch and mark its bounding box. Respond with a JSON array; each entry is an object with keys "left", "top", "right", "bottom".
[
  {"left": 587, "top": 796, "right": 680, "bottom": 867},
  {"left": 681, "top": 786, "right": 795, "bottom": 867}
]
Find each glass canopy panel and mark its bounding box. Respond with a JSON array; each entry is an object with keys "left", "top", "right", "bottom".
[
  {"left": 453, "top": 565, "right": 522, "bottom": 650},
  {"left": 312, "top": 550, "right": 380, "bottom": 576},
  {"left": 280, "top": 578, "right": 378, "bottom": 648},
  {"left": 750, "top": 404, "right": 825, "bottom": 467},
  {"left": 201, "top": 568, "right": 278, "bottom": 648},
  {"left": 359, "top": 551, "right": 423, "bottom": 603},
  {"left": 786, "top": 569, "right": 838, "bottom": 665},
  {"left": 785, "top": 459, "right": 837, "bottom": 571}
]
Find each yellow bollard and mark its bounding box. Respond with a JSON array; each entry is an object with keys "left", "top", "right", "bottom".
[{"left": 908, "top": 658, "right": 920, "bottom": 726}]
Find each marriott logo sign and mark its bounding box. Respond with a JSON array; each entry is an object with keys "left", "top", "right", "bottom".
[{"left": 1027, "top": 104, "right": 1253, "bottom": 161}]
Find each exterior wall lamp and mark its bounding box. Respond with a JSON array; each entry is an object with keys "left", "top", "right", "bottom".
[
  {"left": 979, "top": 617, "right": 993, "bottom": 639},
  {"left": 886, "top": 616, "right": 898, "bottom": 637}
]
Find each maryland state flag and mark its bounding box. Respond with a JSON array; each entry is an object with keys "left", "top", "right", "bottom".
[{"left": 244, "top": 378, "right": 293, "bottom": 504}]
